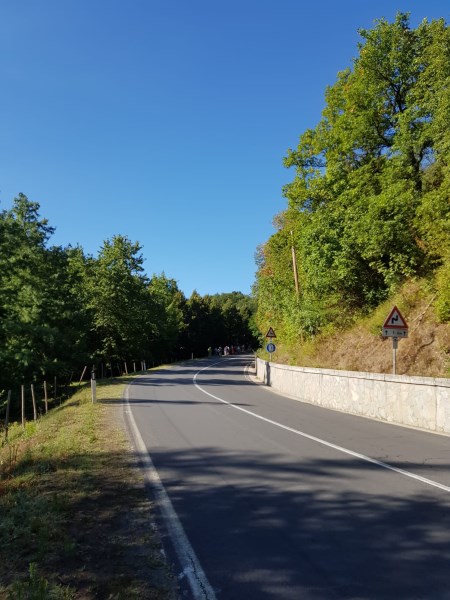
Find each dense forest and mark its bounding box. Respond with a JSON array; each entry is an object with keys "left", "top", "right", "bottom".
[
  {"left": 0, "top": 194, "right": 259, "bottom": 409},
  {"left": 254, "top": 14, "right": 450, "bottom": 348}
]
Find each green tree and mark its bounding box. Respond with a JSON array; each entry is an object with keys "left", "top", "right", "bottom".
[
  {"left": 206, "top": 292, "right": 259, "bottom": 349},
  {"left": 83, "top": 235, "right": 154, "bottom": 365},
  {"left": 181, "top": 291, "right": 212, "bottom": 357},
  {"left": 0, "top": 195, "right": 90, "bottom": 400},
  {"left": 147, "top": 274, "right": 186, "bottom": 363},
  {"left": 256, "top": 13, "right": 450, "bottom": 347}
]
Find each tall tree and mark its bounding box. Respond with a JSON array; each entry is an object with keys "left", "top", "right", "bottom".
[
  {"left": 0, "top": 194, "right": 79, "bottom": 391},
  {"left": 147, "top": 274, "right": 186, "bottom": 363},
  {"left": 256, "top": 13, "right": 450, "bottom": 343},
  {"left": 83, "top": 235, "right": 153, "bottom": 365}
]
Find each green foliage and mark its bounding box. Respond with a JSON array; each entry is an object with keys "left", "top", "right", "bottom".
[
  {"left": 8, "top": 563, "right": 75, "bottom": 599},
  {"left": 0, "top": 195, "right": 258, "bottom": 402},
  {"left": 147, "top": 274, "right": 186, "bottom": 363},
  {"left": 255, "top": 13, "right": 450, "bottom": 343},
  {"left": 81, "top": 235, "right": 155, "bottom": 361},
  {"left": 0, "top": 195, "right": 85, "bottom": 391},
  {"left": 181, "top": 291, "right": 259, "bottom": 356}
]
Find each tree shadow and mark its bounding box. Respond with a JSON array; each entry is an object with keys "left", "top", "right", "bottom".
[
  {"left": 3, "top": 441, "right": 450, "bottom": 599},
  {"left": 0, "top": 446, "right": 176, "bottom": 598},
  {"left": 145, "top": 446, "right": 450, "bottom": 600}
]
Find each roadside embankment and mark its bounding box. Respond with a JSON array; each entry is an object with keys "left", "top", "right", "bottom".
[
  {"left": 255, "top": 358, "right": 450, "bottom": 435},
  {"left": 0, "top": 376, "right": 177, "bottom": 600}
]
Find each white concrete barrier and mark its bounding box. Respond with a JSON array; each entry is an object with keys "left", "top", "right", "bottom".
[{"left": 255, "top": 358, "right": 450, "bottom": 435}]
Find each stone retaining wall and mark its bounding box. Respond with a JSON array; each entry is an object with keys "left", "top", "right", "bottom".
[{"left": 255, "top": 358, "right": 450, "bottom": 434}]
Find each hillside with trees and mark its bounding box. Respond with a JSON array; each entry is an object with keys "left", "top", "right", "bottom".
[
  {"left": 0, "top": 194, "right": 259, "bottom": 418},
  {"left": 254, "top": 13, "right": 450, "bottom": 376}
]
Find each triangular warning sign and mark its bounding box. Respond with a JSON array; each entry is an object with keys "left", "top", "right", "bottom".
[
  {"left": 383, "top": 305, "right": 408, "bottom": 329},
  {"left": 265, "top": 327, "right": 276, "bottom": 338}
]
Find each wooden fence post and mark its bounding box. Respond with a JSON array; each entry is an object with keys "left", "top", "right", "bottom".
[
  {"left": 79, "top": 365, "right": 87, "bottom": 385},
  {"left": 4, "top": 390, "right": 11, "bottom": 440},
  {"left": 21, "top": 385, "right": 25, "bottom": 428},
  {"left": 31, "top": 383, "right": 37, "bottom": 421},
  {"left": 43, "top": 381, "right": 48, "bottom": 413}
]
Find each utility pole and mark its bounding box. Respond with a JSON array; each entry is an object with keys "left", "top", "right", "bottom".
[{"left": 291, "top": 230, "right": 300, "bottom": 301}]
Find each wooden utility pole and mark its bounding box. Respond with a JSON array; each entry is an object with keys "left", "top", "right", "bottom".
[{"left": 290, "top": 230, "right": 300, "bottom": 301}]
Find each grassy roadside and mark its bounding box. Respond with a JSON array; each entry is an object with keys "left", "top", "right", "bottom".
[{"left": 0, "top": 375, "right": 177, "bottom": 600}]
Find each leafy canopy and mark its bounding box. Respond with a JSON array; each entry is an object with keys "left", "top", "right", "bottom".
[{"left": 255, "top": 13, "right": 450, "bottom": 343}]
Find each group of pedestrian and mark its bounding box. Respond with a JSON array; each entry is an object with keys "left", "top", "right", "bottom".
[{"left": 210, "top": 345, "right": 246, "bottom": 356}]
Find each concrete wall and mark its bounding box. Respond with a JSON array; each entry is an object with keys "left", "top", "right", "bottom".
[{"left": 255, "top": 358, "right": 450, "bottom": 435}]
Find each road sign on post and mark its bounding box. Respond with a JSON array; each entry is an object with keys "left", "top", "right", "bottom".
[
  {"left": 382, "top": 305, "right": 409, "bottom": 338},
  {"left": 266, "top": 342, "right": 276, "bottom": 361},
  {"left": 265, "top": 327, "right": 276, "bottom": 338},
  {"left": 382, "top": 306, "right": 408, "bottom": 374}
]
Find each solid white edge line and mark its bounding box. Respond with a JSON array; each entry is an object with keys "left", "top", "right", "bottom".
[
  {"left": 194, "top": 362, "right": 450, "bottom": 495},
  {"left": 124, "top": 384, "right": 217, "bottom": 600}
]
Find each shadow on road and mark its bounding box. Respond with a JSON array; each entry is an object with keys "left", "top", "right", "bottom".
[{"left": 146, "top": 445, "right": 450, "bottom": 600}]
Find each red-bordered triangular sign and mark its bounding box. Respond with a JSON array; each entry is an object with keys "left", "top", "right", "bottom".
[
  {"left": 383, "top": 305, "right": 408, "bottom": 329},
  {"left": 265, "top": 327, "right": 276, "bottom": 338}
]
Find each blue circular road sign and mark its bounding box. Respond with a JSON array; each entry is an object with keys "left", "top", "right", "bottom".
[{"left": 266, "top": 342, "right": 276, "bottom": 353}]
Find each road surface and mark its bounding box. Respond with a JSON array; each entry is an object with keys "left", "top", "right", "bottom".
[{"left": 124, "top": 356, "right": 450, "bottom": 600}]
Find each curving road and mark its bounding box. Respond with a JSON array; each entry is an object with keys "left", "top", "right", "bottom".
[{"left": 124, "top": 355, "right": 450, "bottom": 600}]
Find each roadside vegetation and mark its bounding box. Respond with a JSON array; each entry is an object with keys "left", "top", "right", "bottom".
[
  {"left": 0, "top": 375, "right": 177, "bottom": 600},
  {"left": 0, "top": 195, "right": 259, "bottom": 422},
  {"left": 254, "top": 13, "right": 449, "bottom": 375},
  {"left": 1, "top": 11, "right": 449, "bottom": 596},
  {"left": 268, "top": 279, "right": 450, "bottom": 377}
]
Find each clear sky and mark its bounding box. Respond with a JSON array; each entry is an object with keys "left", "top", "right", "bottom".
[{"left": 1, "top": 1, "right": 448, "bottom": 297}]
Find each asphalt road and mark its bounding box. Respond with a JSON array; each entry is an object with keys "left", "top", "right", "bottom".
[{"left": 125, "top": 355, "right": 450, "bottom": 600}]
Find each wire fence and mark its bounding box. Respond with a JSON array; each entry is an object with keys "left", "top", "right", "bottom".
[{"left": 0, "top": 358, "right": 153, "bottom": 444}]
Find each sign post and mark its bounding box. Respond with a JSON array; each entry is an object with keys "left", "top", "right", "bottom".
[
  {"left": 91, "top": 366, "right": 96, "bottom": 403},
  {"left": 265, "top": 327, "right": 277, "bottom": 361},
  {"left": 392, "top": 336, "right": 398, "bottom": 375},
  {"left": 266, "top": 342, "right": 276, "bottom": 361},
  {"left": 381, "top": 306, "right": 408, "bottom": 375}
]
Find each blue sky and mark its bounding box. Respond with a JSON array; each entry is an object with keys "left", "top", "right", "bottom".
[{"left": 1, "top": 1, "right": 448, "bottom": 297}]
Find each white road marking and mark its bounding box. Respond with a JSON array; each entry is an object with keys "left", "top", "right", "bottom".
[
  {"left": 124, "top": 385, "right": 217, "bottom": 600},
  {"left": 193, "top": 362, "right": 450, "bottom": 494}
]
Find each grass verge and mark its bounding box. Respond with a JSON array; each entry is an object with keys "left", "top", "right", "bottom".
[{"left": 0, "top": 375, "right": 177, "bottom": 600}]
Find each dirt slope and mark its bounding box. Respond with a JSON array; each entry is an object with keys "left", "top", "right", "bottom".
[{"left": 274, "top": 281, "right": 450, "bottom": 378}]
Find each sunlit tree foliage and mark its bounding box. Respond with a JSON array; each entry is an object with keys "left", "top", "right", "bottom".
[{"left": 255, "top": 13, "right": 450, "bottom": 341}]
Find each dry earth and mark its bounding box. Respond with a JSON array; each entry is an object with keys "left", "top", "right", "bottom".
[{"left": 274, "top": 282, "right": 450, "bottom": 378}]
